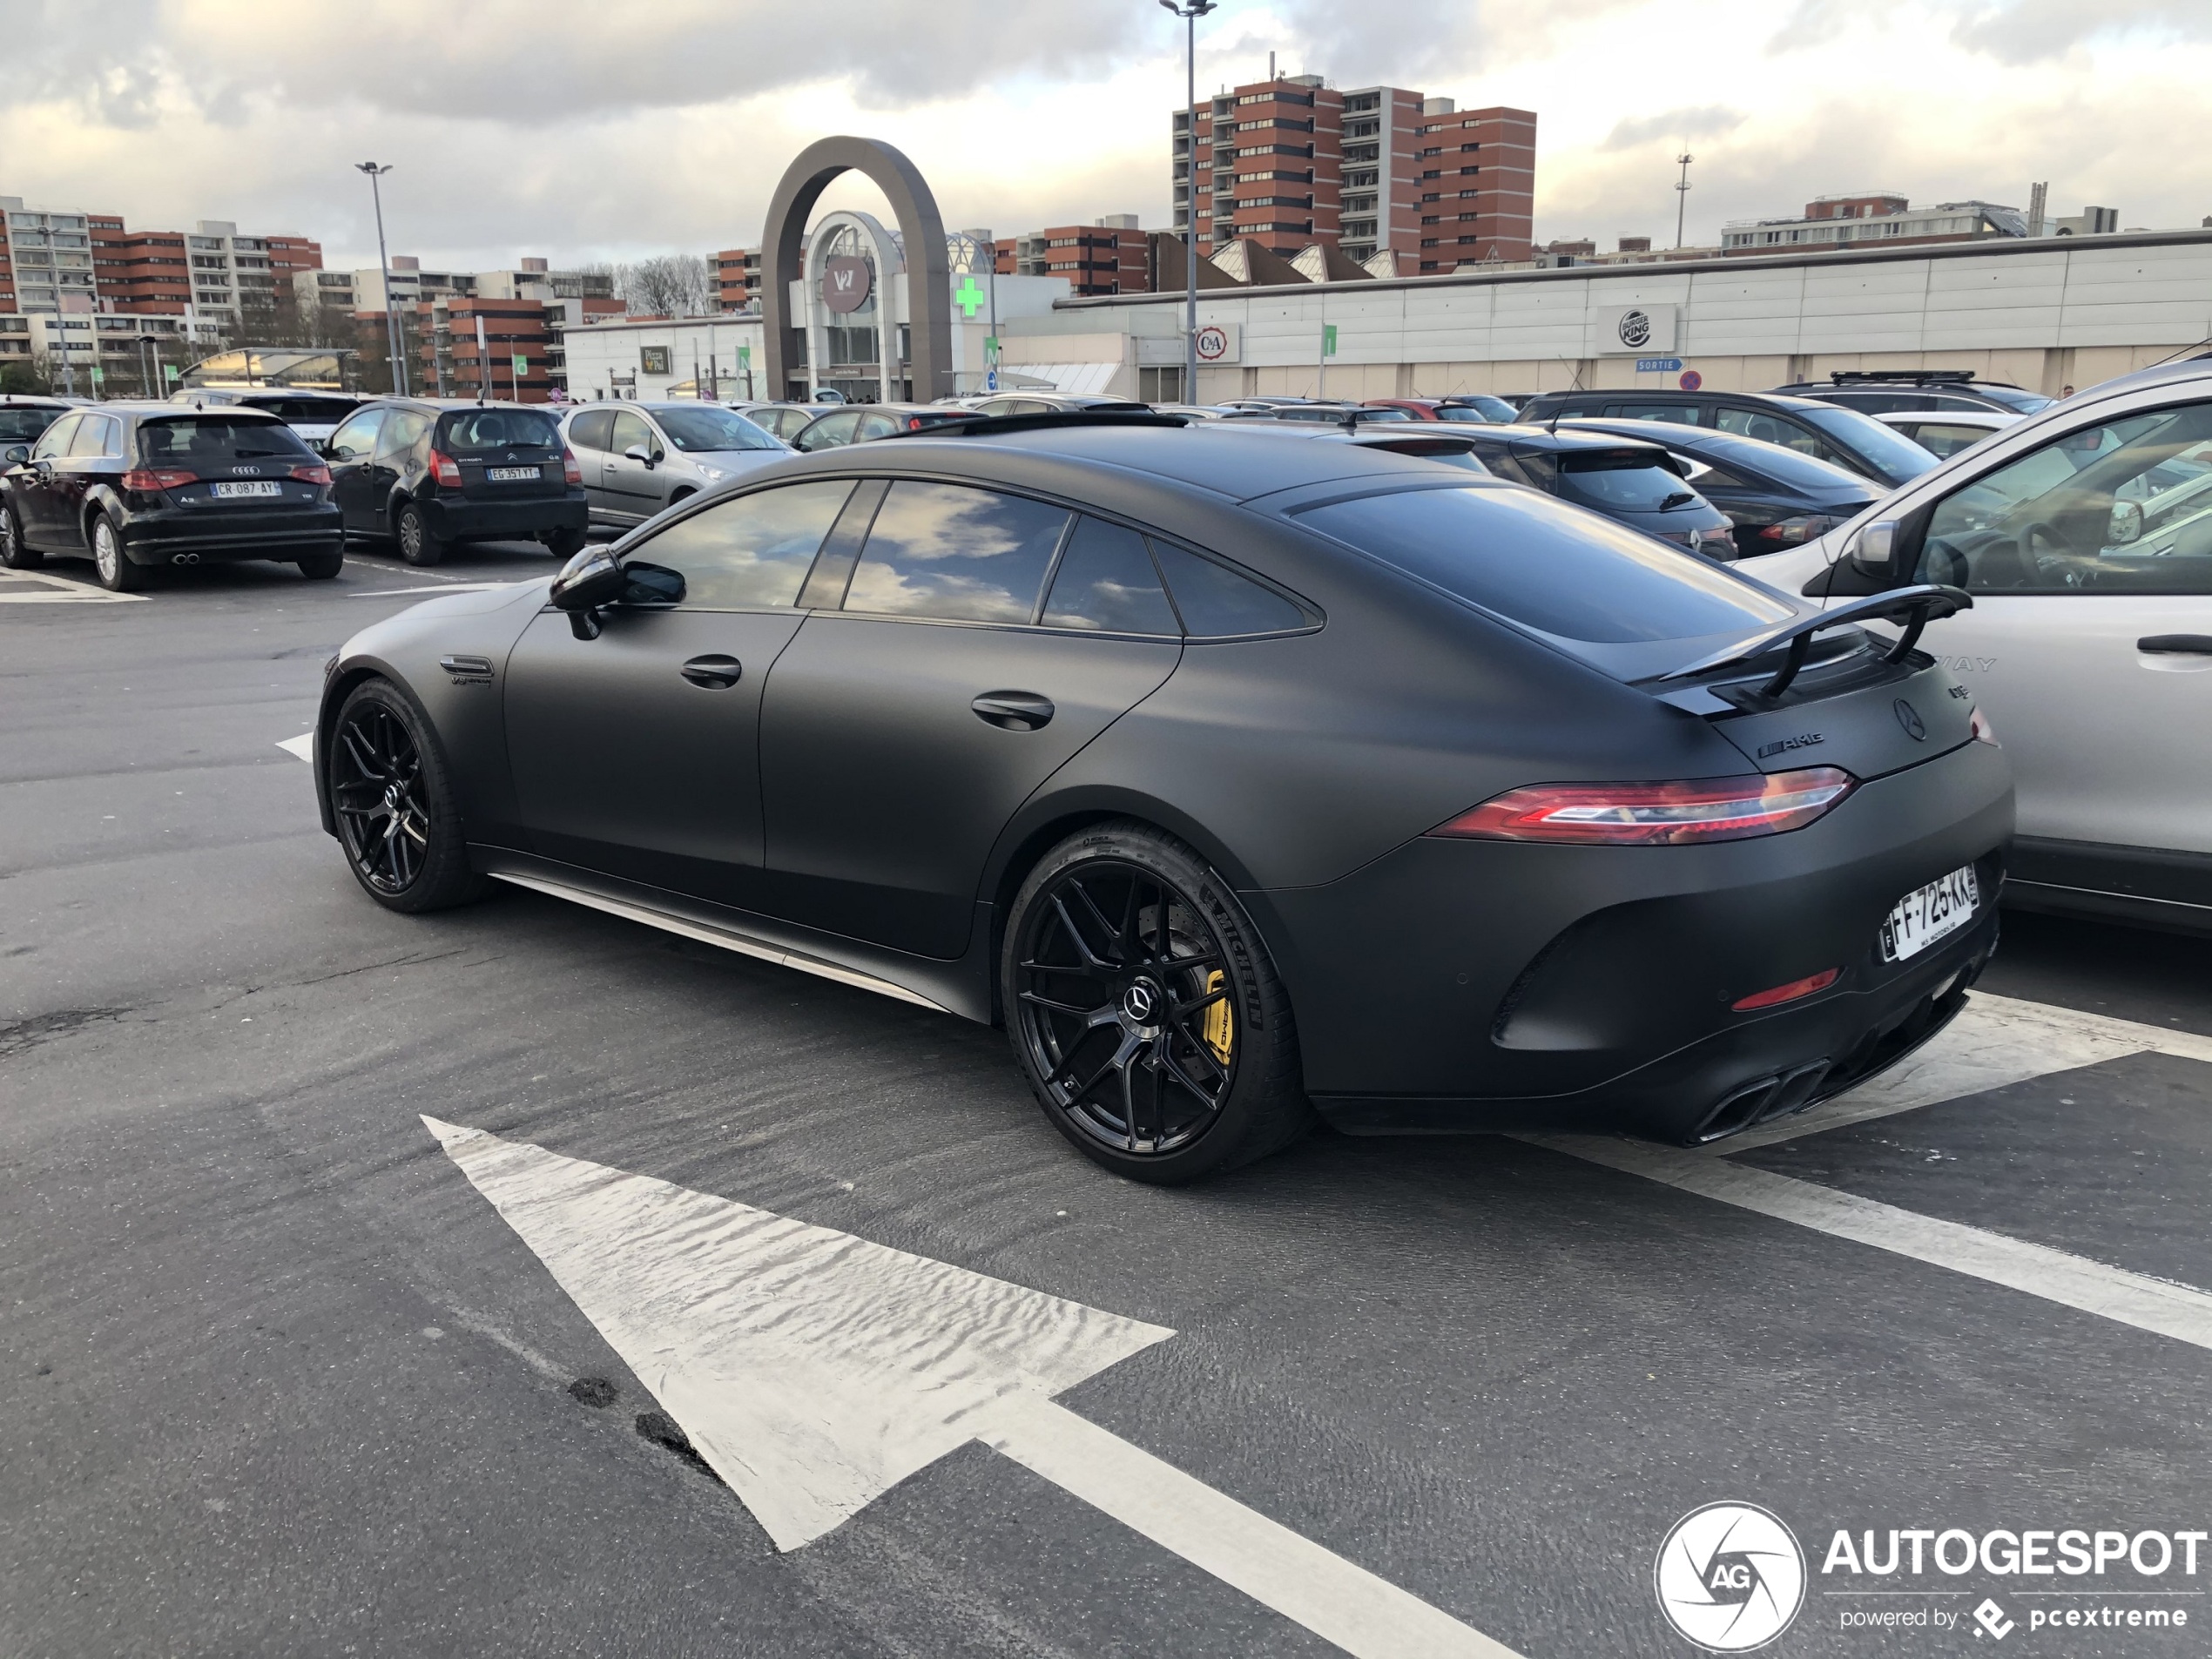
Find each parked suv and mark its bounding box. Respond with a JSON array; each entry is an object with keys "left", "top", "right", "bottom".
[
  {"left": 1773, "top": 370, "right": 2053, "bottom": 418},
  {"left": 1449, "top": 424, "right": 1737, "bottom": 554},
  {"left": 561, "top": 401, "right": 790, "bottom": 533},
  {"left": 0, "top": 402, "right": 341, "bottom": 589},
  {"left": 1735, "top": 357, "right": 2212, "bottom": 933},
  {"left": 323, "top": 399, "right": 586, "bottom": 566},
  {"left": 1514, "top": 387, "right": 1939, "bottom": 489}
]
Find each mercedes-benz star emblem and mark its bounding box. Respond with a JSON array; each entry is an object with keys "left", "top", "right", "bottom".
[
  {"left": 1121, "top": 983, "right": 1157, "bottom": 1024},
  {"left": 1893, "top": 698, "right": 1927, "bottom": 740}
]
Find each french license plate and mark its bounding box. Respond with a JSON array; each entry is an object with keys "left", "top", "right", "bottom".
[
  {"left": 1879, "top": 864, "right": 1980, "bottom": 962},
  {"left": 211, "top": 481, "right": 282, "bottom": 499},
  {"left": 485, "top": 465, "right": 540, "bottom": 482}
]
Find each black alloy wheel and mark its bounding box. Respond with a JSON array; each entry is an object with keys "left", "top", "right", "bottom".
[
  {"left": 0, "top": 503, "right": 41, "bottom": 569},
  {"left": 326, "top": 679, "right": 486, "bottom": 912},
  {"left": 1005, "top": 824, "right": 1310, "bottom": 1183}
]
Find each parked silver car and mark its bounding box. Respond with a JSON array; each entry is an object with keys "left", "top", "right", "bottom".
[
  {"left": 559, "top": 401, "right": 790, "bottom": 532},
  {"left": 1737, "top": 357, "right": 2212, "bottom": 934}
]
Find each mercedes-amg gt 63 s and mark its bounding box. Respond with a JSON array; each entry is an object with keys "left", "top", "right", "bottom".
[{"left": 314, "top": 415, "right": 2012, "bottom": 1182}]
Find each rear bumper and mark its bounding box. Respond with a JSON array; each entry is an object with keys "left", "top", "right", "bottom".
[
  {"left": 121, "top": 509, "right": 343, "bottom": 563},
  {"left": 421, "top": 492, "right": 587, "bottom": 542},
  {"left": 1262, "top": 738, "right": 2014, "bottom": 1143}
]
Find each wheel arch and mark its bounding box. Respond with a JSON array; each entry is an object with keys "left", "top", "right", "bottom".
[
  {"left": 314, "top": 656, "right": 413, "bottom": 835},
  {"left": 979, "top": 786, "right": 1274, "bottom": 1023}
]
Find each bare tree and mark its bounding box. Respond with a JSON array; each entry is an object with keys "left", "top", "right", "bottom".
[{"left": 616, "top": 254, "right": 714, "bottom": 317}]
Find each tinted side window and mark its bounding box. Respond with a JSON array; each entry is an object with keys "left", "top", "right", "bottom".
[
  {"left": 569, "top": 408, "right": 615, "bottom": 452},
  {"left": 31, "top": 415, "right": 79, "bottom": 460},
  {"left": 327, "top": 408, "right": 386, "bottom": 462},
  {"left": 70, "top": 415, "right": 118, "bottom": 457},
  {"left": 1042, "top": 517, "right": 1179, "bottom": 635},
  {"left": 1151, "top": 542, "right": 1309, "bottom": 637},
  {"left": 609, "top": 409, "right": 655, "bottom": 456},
  {"left": 796, "top": 411, "right": 860, "bottom": 451},
  {"left": 621, "top": 479, "right": 855, "bottom": 609},
  {"left": 844, "top": 481, "right": 1069, "bottom": 623},
  {"left": 375, "top": 410, "right": 430, "bottom": 462},
  {"left": 1915, "top": 401, "right": 2212, "bottom": 596},
  {"left": 1714, "top": 406, "right": 1851, "bottom": 468},
  {"left": 1608, "top": 402, "right": 1705, "bottom": 426}
]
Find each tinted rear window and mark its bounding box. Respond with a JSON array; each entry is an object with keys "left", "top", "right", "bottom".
[
  {"left": 438, "top": 408, "right": 561, "bottom": 452},
  {"left": 1554, "top": 452, "right": 1700, "bottom": 511},
  {"left": 0, "top": 408, "right": 61, "bottom": 444},
  {"left": 138, "top": 418, "right": 311, "bottom": 463},
  {"left": 1297, "top": 485, "right": 1791, "bottom": 644}
]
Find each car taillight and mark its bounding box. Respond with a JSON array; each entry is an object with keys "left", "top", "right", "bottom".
[
  {"left": 561, "top": 447, "right": 583, "bottom": 485},
  {"left": 429, "top": 449, "right": 463, "bottom": 488},
  {"left": 289, "top": 463, "right": 332, "bottom": 485},
  {"left": 1969, "top": 707, "right": 1998, "bottom": 745},
  {"left": 1756, "top": 514, "right": 1841, "bottom": 544},
  {"left": 907, "top": 416, "right": 925, "bottom": 429},
  {"left": 1732, "top": 968, "right": 1841, "bottom": 1012},
  {"left": 121, "top": 468, "right": 196, "bottom": 492},
  {"left": 1428, "top": 766, "right": 1858, "bottom": 846}
]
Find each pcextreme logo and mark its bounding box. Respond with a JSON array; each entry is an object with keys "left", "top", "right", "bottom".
[{"left": 1656, "top": 1502, "right": 1807, "bottom": 1651}]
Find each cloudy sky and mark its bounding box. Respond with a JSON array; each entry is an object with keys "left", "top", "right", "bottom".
[{"left": 3, "top": 0, "right": 2208, "bottom": 273}]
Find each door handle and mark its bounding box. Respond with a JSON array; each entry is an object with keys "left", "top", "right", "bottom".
[
  {"left": 679, "top": 654, "right": 742, "bottom": 689},
  {"left": 971, "top": 691, "right": 1055, "bottom": 731},
  {"left": 2138, "top": 635, "right": 2212, "bottom": 656}
]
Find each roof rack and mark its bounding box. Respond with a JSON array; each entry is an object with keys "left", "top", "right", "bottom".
[
  {"left": 1826, "top": 369, "right": 1976, "bottom": 385},
  {"left": 883, "top": 409, "right": 1191, "bottom": 439}
]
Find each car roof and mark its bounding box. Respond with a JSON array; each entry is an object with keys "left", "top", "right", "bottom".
[
  {"left": 846, "top": 421, "right": 1479, "bottom": 505},
  {"left": 100, "top": 401, "right": 287, "bottom": 421},
  {"left": 1875, "top": 408, "right": 2014, "bottom": 425},
  {"left": 0, "top": 395, "right": 70, "bottom": 408},
  {"left": 1555, "top": 417, "right": 1875, "bottom": 487}
]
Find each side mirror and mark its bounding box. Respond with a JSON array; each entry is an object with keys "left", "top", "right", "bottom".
[
  {"left": 2, "top": 445, "right": 26, "bottom": 466},
  {"left": 549, "top": 544, "right": 626, "bottom": 639},
  {"left": 1849, "top": 518, "right": 1898, "bottom": 577},
  {"left": 2108, "top": 498, "right": 2144, "bottom": 546},
  {"left": 624, "top": 443, "right": 655, "bottom": 467}
]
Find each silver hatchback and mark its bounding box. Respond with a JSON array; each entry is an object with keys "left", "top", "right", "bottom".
[{"left": 559, "top": 401, "right": 791, "bottom": 531}]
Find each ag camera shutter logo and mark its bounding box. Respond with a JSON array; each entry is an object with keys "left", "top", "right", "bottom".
[{"left": 1656, "top": 1502, "right": 1806, "bottom": 1651}]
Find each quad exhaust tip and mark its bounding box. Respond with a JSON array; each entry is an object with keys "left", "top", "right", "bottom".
[{"left": 170, "top": 552, "right": 201, "bottom": 565}]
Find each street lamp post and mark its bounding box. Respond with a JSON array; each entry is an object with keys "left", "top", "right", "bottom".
[
  {"left": 355, "top": 163, "right": 408, "bottom": 395},
  {"left": 1674, "top": 152, "right": 1694, "bottom": 250},
  {"left": 1160, "top": 0, "right": 1216, "bottom": 405}
]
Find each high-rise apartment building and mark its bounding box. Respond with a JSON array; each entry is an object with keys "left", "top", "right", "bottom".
[
  {"left": 0, "top": 200, "right": 98, "bottom": 313},
  {"left": 1010, "top": 216, "right": 1150, "bottom": 296},
  {"left": 714, "top": 246, "right": 763, "bottom": 310},
  {"left": 1170, "top": 78, "right": 1535, "bottom": 273},
  {"left": 2, "top": 196, "right": 322, "bottom": 322}
]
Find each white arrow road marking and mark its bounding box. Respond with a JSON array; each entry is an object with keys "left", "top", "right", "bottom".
[
  {"left": 1720, "top": 991, "right": 2212, "bottom": 1153},
  {"left": 424, "top": 1117, "right": 1518, "bottom": 1659},
  {"left": 1519, "top": 1134, "right": 2212, "bottom": 1352},
  {"left": 276, "top": 732, "right": 314, "bottom": 762},
  {"left": 347, "top": 580, "right": 521, "bottom": 597}
]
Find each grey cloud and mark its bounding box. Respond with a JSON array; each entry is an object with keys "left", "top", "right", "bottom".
[
  {"left": 1947, "top": 0, "right": 2212, "bottom": 64},
  {"left": 2, "top": 0, "right": 1155, "bottom": 128},
  {"left": 1602, "top": 105, "right": 1746, "bottom": 150}
]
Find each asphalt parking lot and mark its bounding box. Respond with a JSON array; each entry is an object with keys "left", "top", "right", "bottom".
[{"left": 4, "top": 540, "right": 2211, "bottom": 1658}]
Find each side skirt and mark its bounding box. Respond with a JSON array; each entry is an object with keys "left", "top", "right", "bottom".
[{"left": 486, "top": 867, "right": 957, "bottom": 1015}]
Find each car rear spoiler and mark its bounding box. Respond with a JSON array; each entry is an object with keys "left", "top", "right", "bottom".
[
  {"left": 885, "top": 410, "right": 1190, "bottom": 439},
  {"left": 1654, "top": 584, "right": 1973, "bottom": 698}
]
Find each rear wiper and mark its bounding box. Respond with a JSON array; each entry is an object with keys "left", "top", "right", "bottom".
[
  {"left": 231, "top": 448, "right": 293, "bottom": 457},
  {"left": 1655, "top": 584, "right": 1972, "bottom": 698},
  {"left": 1659, "top": 490, "right": 1696, "bottom": 510}
]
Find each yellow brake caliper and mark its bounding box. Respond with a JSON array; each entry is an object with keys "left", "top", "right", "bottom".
[{"left": 1202, "top": 969, "right": 1234, "bottom": 1066}]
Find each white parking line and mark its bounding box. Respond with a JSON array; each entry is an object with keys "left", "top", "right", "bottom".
[
  {"left": 347, "top": 580, "right": 520, "bottom": 597},
  {"left": 426, "top": 1116, "right": 1518, "bottom": 1659},
  {"left": 1519, "top": 1134, "right": 2212, "bottom": 1353},
  {"left": 1722, "top": 992, "right": 2212, "bottom": 1153},
  {"left": 275, "top": 732, "right": 314, "bottom": 762},
  {"left": 0, "top": 569, "right": 147, "bottom": 603}
]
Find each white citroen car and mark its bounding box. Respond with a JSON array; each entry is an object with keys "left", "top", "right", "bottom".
[{"left": 1738, "top": 357, "right": 2212, "bottom": 934}]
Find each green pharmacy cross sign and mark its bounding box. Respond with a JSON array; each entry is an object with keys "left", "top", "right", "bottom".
[{"left": 954, "top": 275, "right": 987, "bottom": 319}]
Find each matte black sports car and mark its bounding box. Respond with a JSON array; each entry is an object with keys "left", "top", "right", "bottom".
[{"left": 314, "top": 415, "right": 2012, "bottom": 1182}]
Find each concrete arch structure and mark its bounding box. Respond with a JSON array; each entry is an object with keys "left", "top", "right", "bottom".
[{"left": 761, "top": 137, "right": 953, "bottom": 403}]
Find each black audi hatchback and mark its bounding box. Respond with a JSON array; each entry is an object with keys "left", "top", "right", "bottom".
[
  {"left": 1, "top": 401, "right": 341, "bottom": 589},
  {"left": 323, "top": 398, "right": 587, "bottom": 566},
  {"left": 314, "top": 417, "right": 2010, "bottom": 1181}
]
